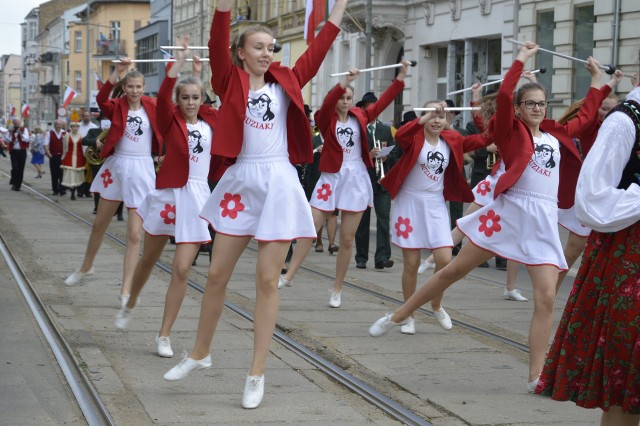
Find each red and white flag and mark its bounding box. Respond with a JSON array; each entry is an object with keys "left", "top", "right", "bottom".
[
  {"left": 21, "top": 102, "right": 30, "bottom": 118},
  {"left": 62, "top": 85, "right": 78, "bottom": 108},
  {"left": 9, "top": 104, "right": 16, "bottom": 117},
  {"left": 94, "top": 72, "right": 104, "bottom": 90},
  {"left": 304, "top": 0, "right": 335, "bottom": 45}
]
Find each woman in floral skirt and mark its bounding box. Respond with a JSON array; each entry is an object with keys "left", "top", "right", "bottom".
[{"left": 537, "top": 77, "right": 640, "bottom": 425}]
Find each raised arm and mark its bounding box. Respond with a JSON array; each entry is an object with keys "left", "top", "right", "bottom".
[
  {"left": 290, "top": 0, "right": 345, "bottom": 87},
  {"left": 157, "top": 36, "right": 189, "bottom": 134},
  {"left": 494, "top": 42, "right": 538, "bottom": 145},
  {"left": 362, "top": 61, "right": 410, "bottom": 123},
  {"left": 97, "top": 58, "right": 131, "bottom": 118},
  {"left": 209, "top": 5, "right": 234, "bottom": 96}
]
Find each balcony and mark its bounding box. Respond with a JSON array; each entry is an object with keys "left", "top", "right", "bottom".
[
  {"left": 94, "top": 39, "right": 126, "bottom": 58},
  {"left": 39, "top": 51, "right": 60, "bottom": 64},
  {"left": 40, "top": 81, "right": 59, "bottom": 95}
]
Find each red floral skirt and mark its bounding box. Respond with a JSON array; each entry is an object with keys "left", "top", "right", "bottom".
[{"left": 537, "top": 221, "right": 640, "bottom": 414}]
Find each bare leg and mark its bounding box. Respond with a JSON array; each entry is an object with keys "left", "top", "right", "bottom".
[
  {"left": 327, "top": 214, "right": 338, "bottom": 246},
  {"left": 332, "top": 210, "right": 363, "bottom": 292},
  {"left": 429, "top": 247, "right": 453, "bottom": 310},
  {"left": 190, "top": 234, "right": 251, "bottom": 360},
  {"left": 282, "top": 207, "right": 330, "bottom": 281},
  {"left": 401, "top": 248, "right": 421, "bottom": 304},
  {"left": 78, "top": 198, "right": 120, "bottom": 272},
  {"left": 393, "top": 243, "right": 494, "bottom": 322},
  {"left": 249, "top": 240, "right": 290, "bottom": 376},
  {"left": 505, "top": 260, "right": 521, "bottom": 291},
  {"left": 426, "top": 202, "right": 482, "bottom": 264},
  {"left": 126, "top": 234, "right": 169, "bottom": 309},
  {"left": 158, "top": 243, "right": 200, "bottom": 337},
  {"left": 120, "top": 209, "right": 144, "bottom": 297},
  {"left": 556, "top": 233, "right": 588, "bottom": 294},
  {"left": 601, "top": 406, "right": 640, "bottom": 426},
  {"left": 526, "top": 264, "right": 558, "bottom": 381}
]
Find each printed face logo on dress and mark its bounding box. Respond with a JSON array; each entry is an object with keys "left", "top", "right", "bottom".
[
  {"left": 426, "top": 151, "right": 446, "bottom": 175},
  {"left": 189, "top": 130, "right": 204, "bottom": 154},
  {"left": 126, "top": 115, "right": 144, "bottom": 136},
  {"left": 533, "top": 143, "right": 556, "bottom": 169},
  {"left": 337, "top": 126, "right": 355, "bottom": 148},
  {"left": 247, "top": 93, "right": 276, "bottom": 122}
]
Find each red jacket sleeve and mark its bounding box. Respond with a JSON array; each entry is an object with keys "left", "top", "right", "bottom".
[
  {"left": 96, "top": 80, "right": 116, "bottom": 118},
  {"left": 157, "top": 76, "right": 177, "bottom": 135},
  {"left": 291, "top": 22, "right": 341, "bottom": 88},
  {"left": 209, "top": 10, "right": 234, "bottom": 98}
]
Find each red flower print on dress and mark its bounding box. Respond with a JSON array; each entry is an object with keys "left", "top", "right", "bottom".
[
  {"left": 160, "top": 204, "right": 176, "bottom": 225},
  {"left": 476, "top": 179, "right": 491, "bottom": 196},
  {"left": 316, "top": 183, "right": 332, "bottom": 202},
  {"left": 220, "top": 193, "right": 245, "bottom": 219},
  {"left": 395, "top": 216, "right": 413, "bottom": 239},
  {"left": 100, "top": 169, "right": 113, "bottom": 188},
  {"left": 478, "top": 209, "right": 502, "bottom": 237}
]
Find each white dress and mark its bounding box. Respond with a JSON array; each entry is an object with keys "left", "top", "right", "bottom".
[
  {"left": 309, "top": 115, "right": 373, "bottom": 212},
  {"left": 457, "top": 133, "right": 568, "bottom": 269},
  {"left": 137, "top": 120, "right": 213, "bottom": 243},
  {"left": 391, "top": 138, "right": 454, "bottom": 249},
  {"left": 90, "top": 108, "right": 155, "bottom": 209},
  {"left": 471, "top": 160, "right": 506, "bottom": 207},
  {"left": 199, "top": 83, "right": 316, "bottom": 241}
]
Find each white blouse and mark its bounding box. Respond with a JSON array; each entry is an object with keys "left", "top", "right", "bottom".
[{"left": 575, "top": 87, "right": 640, "bottom": 233}]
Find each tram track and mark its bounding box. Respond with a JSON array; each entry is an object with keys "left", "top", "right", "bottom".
[
  {"left": 0, "top": 231, "right": 114, "bottom": 426},
  {"left": 12, "top": 181, "right": 434, "bottom": 426}
]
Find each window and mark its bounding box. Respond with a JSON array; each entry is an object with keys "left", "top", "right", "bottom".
[
  {"left": 75, "top": 31, "right": 82, "bottom": 53},
  {"left": 110, "top": 21, "right": 121, "bottom": 41},
  {"left": 74, "top": 71, "right": 82, "bottom": 94},
  {"left": 536, "top": 11, "right": 554, "bottom": 92},
  {"left": 572, "top": 5, "right": 594, "bottom": 101},
  {"left": 436, "top": 47, "right": 448, "bottom": 101},
  {"left": 137, "top": 35, "right": 158, "bottom": 75}
]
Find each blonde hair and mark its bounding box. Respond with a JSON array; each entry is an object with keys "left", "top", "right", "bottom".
[{"left": 230, "top": 25, "right": 275, "bottom": 67}]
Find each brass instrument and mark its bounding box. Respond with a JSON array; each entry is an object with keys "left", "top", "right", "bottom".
[
  {"left": 372, "top": 120, "right": 385, "bottom": 180},
  {"left": 486, "top": 151, "right": 498, "bottom": 170}
]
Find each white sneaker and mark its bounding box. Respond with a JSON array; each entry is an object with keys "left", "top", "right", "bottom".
[
  {"left": 400, "top": 317, "right": 415, "bottom": 335},
  {"left": 369, "top": 313, "right": 408, "bottom": 337},
  {"left": 278, "top": 275, "right": 292, "bottom": 289},
  {"left": 114, "top": 307, "right": 133, "bottom": 329},
  {"left": 64, "top": 266, "right": 95, "bottom": 286},
  {"left": 433, "top": 307, "right": 453, "bottom": 330},
  {"left": 417, "top": 259, "right": 435, "bottom": 274},
  {"left": 156, "top": 336, "right": 174, "bottom": 358},
  {"left": 527, "top": 376, "right": 540, "bottom": 393},
  {"left": 242, "top": 374, "right": 265, "bottom": 409},
  {"left": 119, "top": 294, "right": 129, "bottom": 309},
  {"left": 329, "top": 290, "right": 341, "bottom": 308},
  {"left": 504, "top": 288, "right": 528, "bottom": 302},
  {"left": 163, "top": 354, "right": 212, "bottom": 381}
]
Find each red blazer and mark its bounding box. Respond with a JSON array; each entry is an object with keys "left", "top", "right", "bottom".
[
  {"left": 96, "top": 80, "right": 162, "bottom": 158},
  {"left": 154, "top": 76, "right": 230, "bottom": 189},
  {"left": 315, "top": 79, "right": 405, "bottom": 173},
  {"left": 209, "top": 10, "right": 340, "bottom": 164},
  {"left": 381, "top": 119, "right": 486, "bottom": 201},
  {"left": 492, "top": 59, "right": 601, "bottom": 209}
]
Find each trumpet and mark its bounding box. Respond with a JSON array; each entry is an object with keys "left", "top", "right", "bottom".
[
  {"left": 371, "top": 121, "right": 385, "bottom": 181},
  {"left": 486, "top": 151, "right": 498, "bottom": 170}
]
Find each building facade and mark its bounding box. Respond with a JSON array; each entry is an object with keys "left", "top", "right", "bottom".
[{"left": 0, "top": 54, "right": 23, "bottom": 125}]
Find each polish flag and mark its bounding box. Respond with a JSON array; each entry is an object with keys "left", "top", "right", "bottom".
[
  {"left": 304, "top": 0, "right": 335, "bottom": 45},
  {"left": 21, "top": 102, "right": 30, "bottom": 118},
  {"left": 9, "top": 104, "right": 16, "bottom": 117},
  {"left": 160, "top": 48, "right": 176, "bottom": 75},
  {"left": 62, "top": 85, "right": 78, "bottom": 108},
  {"left": 94, "top": 72, "right": 104, "bottom": 90}
]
